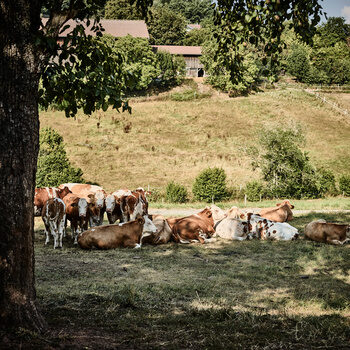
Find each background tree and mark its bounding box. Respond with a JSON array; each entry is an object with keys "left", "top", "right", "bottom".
[
  {"left": 104, "top": 0, "right": 144, "bottom": 19},
  {"left": 36, "top": 128, "right": 84, "bottom": 187},
  {"left": 316, "top": 16, "right": 350, "bottom": 47},
  {"left": 213, "top": 0, "right": 324, "bottom": 85},
  {"left": 0, "top": 0, "right": 152, "bottom": 333},
  {"left": 147, "top": 6, "right": 186, "bottom": 45},
  {"left": 156, "top": 0, "right": 214, "bottom": 24}
]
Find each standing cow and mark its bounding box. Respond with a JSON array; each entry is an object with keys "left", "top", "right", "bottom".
[
  {"left": 105, "top": 189, "right": 129, "bottom": 224},
  {"left": 59, "top": 183, "right": 106, "bottom": 226},
  {"left": 34, "top": 186, "right": 70, "bottom": 216},
  {"left": 42, "top": 198, "right": 66, "bottom": 249},
  {"left": 63, "top": 193, "right": 90, "bottom": 244}
]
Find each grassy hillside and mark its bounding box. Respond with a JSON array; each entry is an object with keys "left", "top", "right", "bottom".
[{"left": 39, "top": 85, "right": 350, "bottom": 193}]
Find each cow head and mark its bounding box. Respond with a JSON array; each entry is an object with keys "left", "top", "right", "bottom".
[
  {"left": 140, "top": 215, "right": 157, "bottom": 242},
  {"left": 78, "top": 198, "right": 88, "bottom": 218},
  {"left": 276, "top": 200, "right": 294, "bottom": 210},
  {"left": 210, "top": 205, "right": 226, "bottom": 223},
  {"left": 58, "top": 186, "right": 71, "bottom": 199},
  {"left": 95, "top": 190, "right": 106, "bottom": 209},
  {"left": 105, "top": 194, "right": 116, "bottom": 213},
  {"left": 226, "top": 206, "right": 245, "bottom": 220}
]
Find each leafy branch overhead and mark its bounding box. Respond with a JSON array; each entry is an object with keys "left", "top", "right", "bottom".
[
  {"left": 38, "top": 0, "right": 154, "bottom": 117},
  {"left": 214, "top": 0, "right": 324, "bottom": 83}
]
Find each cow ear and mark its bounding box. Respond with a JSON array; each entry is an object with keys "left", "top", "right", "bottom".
[
  {"left": 276, "top": 202, "right": 281, "bottom": 207},
  {"left": 88, "top": 194, "right": 94, "bottom": 199},
  {"left": 137, "top": 216, "right": 145, "bottom": 224},
  {"left": 71, "top": 203, "right": 78, "bottom": 207}
]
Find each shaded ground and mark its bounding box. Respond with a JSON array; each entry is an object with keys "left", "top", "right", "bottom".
[{"left": 2, "top": 211, "right": 350, "bottom": 349}]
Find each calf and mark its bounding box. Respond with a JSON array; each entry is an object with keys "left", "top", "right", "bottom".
[
  {"left": 248, "top": 213, "right": 299, "bottom": 240},
  {"left": 172, "top": 207, "right": 215, "bottom": 244},
  {"left": 142, "top": 214, "right": 173, "bottom": 245},
  {"left": 63, "top": 193, "right": 89, "bottom": 244},
  {"left": 78, "top": 215, "right": 157, "bottom": 249},
  {"left": 34, "top": 186, "right": 70, "bottom": 216},
  {"left": 41, "top": 198, "right": 66, "bottom": 249},
  {"left": 259, "top": 200, "right": 294, "bottom": 222},
  {"left": 304, "top": 220, "right": 350, "bottom": 245}
]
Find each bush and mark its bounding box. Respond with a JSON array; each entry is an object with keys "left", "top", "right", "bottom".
[
  {"left": 147, "top": 188, "right": 165, "bottom": 203},
  {"left": 245, "top": 181, "right": 266, "bottom": 202},
  {"left": 192, "top": 167, "right": 228, "bottom": 202},
  {"left": 339, "top": 175, "right": 350, "bottom": 196},
  {"left": 286, "top": 44, "right": 311, "bottom": 81},
  {"left": 317, "top": 168, "right": 338, "bottom": 196},
  {"left": 166, "top": 182, "right": 188, "bottom": 203},
  {"left": 36, "top": 128, "right": 84, "bottom": 187}
]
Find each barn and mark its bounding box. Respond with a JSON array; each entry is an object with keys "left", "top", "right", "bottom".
[{"left": 152, "top": 45, "right": 205, "bottom": 77}]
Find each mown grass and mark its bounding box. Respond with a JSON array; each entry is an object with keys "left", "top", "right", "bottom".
[
  {"left": 39, "top": 87, "right": 350, "bottom": 193},
  {"left": 8, "top": 211, "right": 348, "bottom": 349}
]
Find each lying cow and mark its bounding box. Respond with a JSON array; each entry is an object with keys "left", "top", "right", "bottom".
[
  {"left": 78, "top": 215, "right": 157, "bottom": 249},
  {"left": 34, "top": 186, "right": 70, "bottom": 216},
  {"left": 215, "top": 218, "right": 250, "bottom": 241},
  {"left": 172, "top": 207, "right": 215, "bottom": 244},
  {"left": 259, "top": 200, "right": 294, "bottom": 222},
  {"left": 59, "top": 183, "right": 106, "bottom": 226},
  {"left": 248, "top": 213, "right": 299, "bottom": 241},
  {"left": 42, "top": 198, "right": 66, "bottom": 249},
  {"left": 63, "top": 193, "right": 89, "bottom": 244},
  {"left": 304, "top": 220, "right": 350, "bottom": 245},
  {"left": 142, "top": 214, "right": 173, "bottom": 245}
]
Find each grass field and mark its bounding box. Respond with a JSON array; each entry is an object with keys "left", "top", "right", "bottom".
[
  {"left": 8, "top": 211, "right": 349, "bottom": 349},
  {"left": 39, "top": 85, "right": 350, "bottom": 193}
]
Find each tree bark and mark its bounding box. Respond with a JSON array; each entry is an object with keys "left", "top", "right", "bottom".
[{"left": 0, "top": 1, "right": 46, "bottom": 332}]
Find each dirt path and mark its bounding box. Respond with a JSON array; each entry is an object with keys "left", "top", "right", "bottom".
[{"left": 149, "top": 208, "right": 350, "bottom": 217}]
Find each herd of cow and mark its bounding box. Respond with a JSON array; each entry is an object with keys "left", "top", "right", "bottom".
[{"left": 34, "top": 183, "right": 350, "bottom": 250}]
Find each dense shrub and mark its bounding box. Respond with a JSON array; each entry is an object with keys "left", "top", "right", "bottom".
[
  {"left": 147, "top": 188, "right": 166, "bottom": 203},
  {"left": 317, "top": 168, "right": 338, "bottom": 196},
  {"left": 245, "top": 181, "right": 266, "bottom": 202},
  {"left": 36, "top": 128, "right": 84, "bottom": 187},
  {"left": 339, "top": 175, "right": 350, "bottom": 196},
  {"left": 192, "top": 167, "right": 228, "bottom": 202},
  {"left": 166, "top": 182, "right": 188, "bottom": 203},
  {"left": 286, "top": 44, "right": 310, "bottom": 81}
]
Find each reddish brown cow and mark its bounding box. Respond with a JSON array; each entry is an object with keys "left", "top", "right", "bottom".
[
  {"left": 259, "top": 200, "right": 294, "bottom": 222},
  {"left": 78, "top": 215, "right": 157, "bottom": 249},
  {"left": 305, "top": 220, "right": 350, "bottom": 245},
  {"left": 63, "top": 193, "right": 90, "bottom": 244},
  {"left": 34, "top": 186, "right": 71, "bottom": 216},
  {"left": 172, "top": 208, "right": 215, "bottom": 244}
]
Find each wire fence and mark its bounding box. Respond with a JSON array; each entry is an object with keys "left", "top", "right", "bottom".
[{"left": 305, "top": 89, "right": 350, "bottom": 117}]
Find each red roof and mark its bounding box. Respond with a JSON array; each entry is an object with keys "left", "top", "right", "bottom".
[
  {"left": 41, "top": 19, "right": 149, "bottom": 39},
  {"left": 152, "top": 45, "right": 202, "bottom": 56}
]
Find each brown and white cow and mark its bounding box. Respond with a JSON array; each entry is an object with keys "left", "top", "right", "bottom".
[
  {"left": 42, "top": 198, "right": 66, "bottom": 249},
  {"left": 63, "top": 193, "right": 90, "bottom": 244},
  {"left": 172, "top": 207, "right": 215, "bottom": 244},
  {"left": 59, "top": 183, "right": 106, "bottom": 226},
  {"left": 247, "top": 213, "right": 299, "bottom": 240},
  {"left": 304, "top": 220, "right": 350, "bottom": 245},
  {"left": 105, "top": 189, "right": 129, "bottom": 224},
  {"left": 120, "top": 190, "right": 147, "bottom": 222},
  {"left": 34, "top": 186, "right": 71, "bottom": 216},
  {"left": 259, "top": 200, "right": 294, "bottom": 222},
  {"left": 78, "top": 215, "right": 157, "bottom": 249},
  {"left": 142, "top": 214, "right": 173, "bottom": 245}
]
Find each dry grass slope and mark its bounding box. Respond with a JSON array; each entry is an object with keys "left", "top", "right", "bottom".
[{"left": 39, "top": 86, "right": 350, "bottom": 193}]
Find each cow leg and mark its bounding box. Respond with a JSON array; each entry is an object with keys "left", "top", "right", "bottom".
[
  {"left": 58, "top": 216, "right": 65, "bottom": 248},
  {"left": 44, "top": 221, "right": 50, "bottom": 245},
  {"left": 327, "top": 239, "right": 343, "bottom": 245},
  {"left": 342, "top": 238, "right": 350, "bottom": 245},
  {"left": 49, "top": 221, "right": 59, "bottom": 249},
  {"left": 133, "top": 243, "right": 141, "bottom": 249}
]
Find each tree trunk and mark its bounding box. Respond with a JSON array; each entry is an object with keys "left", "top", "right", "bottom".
[{"left": 0, "top": 1, "right": 46, "bottom": 332}]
